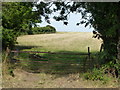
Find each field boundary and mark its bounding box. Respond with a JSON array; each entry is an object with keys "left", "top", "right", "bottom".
[
  {"left": 4, "top": 47, "right": 92, "bottom": 68},
  {"left": 10, "top": 47, "right": 91, "bottom": 59}
]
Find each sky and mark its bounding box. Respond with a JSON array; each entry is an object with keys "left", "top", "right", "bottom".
[{"left": 37, "top": 13, "right": 94, "bottom": 32}]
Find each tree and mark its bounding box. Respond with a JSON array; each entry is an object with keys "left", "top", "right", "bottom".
[
  {"left": 2, "top": 2, "right": 31, "bottom": 49},
  {"left": 2, "top": 2, "right": 43, "bottom": 50},
  {"left": 80, "top": 3, "right": 120, "bottom": 63}
]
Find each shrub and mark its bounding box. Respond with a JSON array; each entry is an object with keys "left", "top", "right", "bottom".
[
  {"left": 31, "top": 25, "right": 56, "bottom": 34},
  {"left": 2, "top": 28, "right": 18, "bottom": 50},
  {"left": 83, "top": 67, "right": 112, "bottom": 84},
  {"left": 84, "top": 68, "right": 104, "bottom": 81},
  {"left": 27, "top": 29, "right": 33, "bottom": 35},
  {"left": 83, "top": 60, "right": 120, "bottom": 83}
]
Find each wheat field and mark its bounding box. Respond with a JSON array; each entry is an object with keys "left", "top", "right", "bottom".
[
  {"left": 17, "top": 32, "right": 102, "bottom": 52},
  {"left": 16, "top": 32, "right": 102, "bottom": 76}
]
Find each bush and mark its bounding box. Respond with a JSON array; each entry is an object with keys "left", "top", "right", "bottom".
[
  {"left": 94, "top": 52, "right": 120, "bottom": 78},
  {"left": 46, "top": 25, "right": 56, "bottom": 33},
  {"left": 83, "top": 68, "right": 112, "bottom": 84},
  {"left": 31, "top": 25, "right": 56, "bottom": 34},
  {"left": 27, "top": 29, "right": 33, "bottom": 35},
  {"left": 2, "top": 28, "right": 18, "bottom": 50},
  {"left": 83, "top": 60, "right": 120, "bottom": 83},
  {"left": 84, "top": 68, "right": 105, "bottom": 81}
]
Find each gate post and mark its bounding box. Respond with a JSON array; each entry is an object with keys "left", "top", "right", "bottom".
[
  {"left": 88, "top": 47, "right": 90, "bottom": 60},
  {"left": 15, "top": 49, "right": 19, "bottom": 57},
  {"left": 4, "top": 47, "right": 11, "bottom": 64}
]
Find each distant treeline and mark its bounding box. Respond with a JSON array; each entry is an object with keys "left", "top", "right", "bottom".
[{"left": 27, "top": 25, "right": 56, "bottom": 35}]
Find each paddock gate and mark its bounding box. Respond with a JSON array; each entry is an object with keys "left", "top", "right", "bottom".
[{"left": 7, "top": 47, "right": 94, "bottom": 73}]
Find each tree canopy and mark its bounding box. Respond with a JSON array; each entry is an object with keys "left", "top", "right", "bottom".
[{"left": 2, "top": 2, "right": 40, "bottom": 49}]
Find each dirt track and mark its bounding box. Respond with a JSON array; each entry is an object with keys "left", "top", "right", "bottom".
[
  {"left": 3, "top": 69, "right": 84, "bottom": 88},
  {"left": 3, "top": 68, "right": 118, "bottom": 88}
]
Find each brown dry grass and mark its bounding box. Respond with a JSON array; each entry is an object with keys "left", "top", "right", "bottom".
[{"left": 17, "top": 32, "right": 102, "bottom": 52}]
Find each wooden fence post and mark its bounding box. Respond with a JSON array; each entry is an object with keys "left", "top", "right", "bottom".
[
  {"left": 88, "top": 47, "right": 90, "bottom": 60},
  {"left": 100, "top": 43, "right": 103, "bottom": 52},
  {"left": 4, "top": 47, "right": 10, "bottom": 64},
  {"left": 83, "top": 47, "right": 91, "bottom": 72}
]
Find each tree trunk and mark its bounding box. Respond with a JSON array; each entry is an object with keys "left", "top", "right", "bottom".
[
  {"left": 117, "top": 4, "right": 120, "bottom": 61},
  {"left": 117, "top": 30, "right": 120, "bottom": 61}
]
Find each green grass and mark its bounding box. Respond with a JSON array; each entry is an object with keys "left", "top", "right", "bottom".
[{"left": 13, "top": 32, "right": 102, "bottom": 74}]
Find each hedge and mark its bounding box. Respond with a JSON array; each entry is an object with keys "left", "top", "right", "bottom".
[{"left": 28, "top": 25, "right": 56, "bottom": 35}]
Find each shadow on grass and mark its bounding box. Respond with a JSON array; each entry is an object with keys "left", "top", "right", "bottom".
[
  {"left": 15, "top": 50, "right": 97, "bottom": 77},
  {"left": 14, "top": 45, "right": 42, "bottom": 51}
]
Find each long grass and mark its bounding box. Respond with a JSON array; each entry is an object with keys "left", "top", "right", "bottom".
[{"left": 17, "top": 32, "right": 102, "bottom": 52}]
